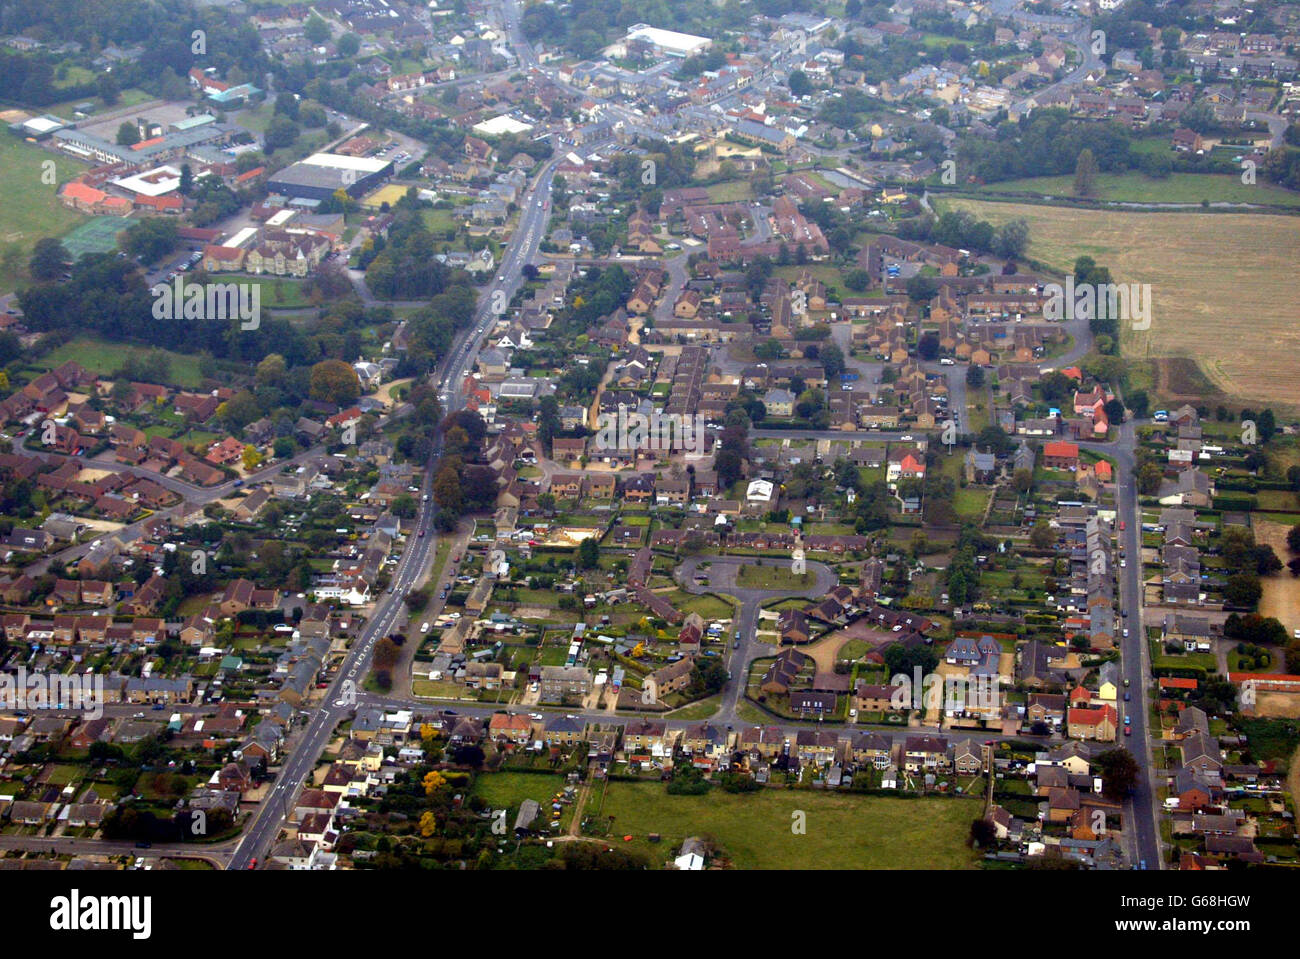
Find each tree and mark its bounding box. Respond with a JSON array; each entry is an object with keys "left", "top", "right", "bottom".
[
  {"left": 432, "top": 463, "right": 463, "bottom": 515},
  {"left": 844, "top": 268, "right": 871, "bottom": 291},
  {"left": 304, "top": 14, "right": 331, "bottom": 44},
  {"left": 338, "top": 33, "right": 361, "bottom": 57},
  {"left": 965, "top": 364, "right": 985, "bottom": 388},
  {"left": 576, "top": 537, "right": 599, "bottom": 569},
  {"left": 1073, "top": 148, "right": 1099, "bottom": 198},
  {"left": 29, "top": 238, "right": 69, "bottom": 281},
  {"left": 993, "top": 218, "right": 1030, "bottom": 259},
  {"left": 819, "top": 343, "right": 845, "bottom": 380},
  {"left": 788, "top": 70, "right": 812, "bottom": 98},
  {"left": 1029, "top": 520, "right": 1055, "bottom": 549},
  {"left": 309, "top": 360, "right": 360, "bottom": 405},
  {"left": 1224, "top": 572, "right": 1262, "bottom": 610},
  {"left": 264, "top": 116, "right": 301, "bottom": 153},
  {"left": 1095, "top": 748, "right": 1139, "bottom": 801},
  {"left": 969, "top": 817, "right": 997, "bottom": 848},
  {"left": 116, "top": 121, "right": 140, "bottom": 146},
  {"left": 1288, "top": 524, "right": 1300, "bottom": 554}
]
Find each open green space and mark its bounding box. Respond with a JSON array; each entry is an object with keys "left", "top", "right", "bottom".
[
  {"left": 587, "top": 781, "right": 980, "bottom": 869},
  {"left": 0, "top": 135, "right": 91, "bottom": 293},
  {"left": 41, "top": 336, "right": 206, "bottom": 389}
]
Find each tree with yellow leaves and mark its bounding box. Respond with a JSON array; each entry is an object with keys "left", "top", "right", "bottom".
[
  {"left": 422, "top": 770, "right": 447, "bottom": 795},
  {"left": 419, "top": 810, "right": 438, "bottom": 838}
]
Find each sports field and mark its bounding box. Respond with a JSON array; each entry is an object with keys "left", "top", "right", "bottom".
[
  {"left": 0, "top": 135, "right": 89, "bottom": 293},
  {"left": 938, "top": 198, "right": 1300, "bottom": 410}
]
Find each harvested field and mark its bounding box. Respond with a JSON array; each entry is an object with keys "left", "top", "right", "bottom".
[
  {"left": 937, "top": 199, "right": 1300, "bottom": 411},
  {"left": 1254, "top": 520, "right": 1300, "bottom": 635}
]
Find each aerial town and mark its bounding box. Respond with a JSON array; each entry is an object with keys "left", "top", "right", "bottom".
[{"left": 0, "top": 0, "right": 1296, "bottom": 891}]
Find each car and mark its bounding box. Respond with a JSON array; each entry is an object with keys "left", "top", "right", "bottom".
[
  {"left": 418, "top": 529, "right": 426, "bottom": 537},
  {"left": 151, "top": 703, "right": 164, "bottom": 710},
  {"left": 422, "top": 494, "right": 430, "bottom": 502},
  {"left": 420, "top": 622, "right": 431, "bottom": 634},
  {"left": 733, "top": 639, "right": 740, "bottom": 649},
  {"left": 248, "top": 857, "right": 258, "bottom": 869},
  {"left": 530, "top": 712, "right": 543, "bottom": 720},
  {"left": 135, "top": 840, "right": 152, "bottom": 849},
  {"left": 1123, "top": 678, "right": 1130, "bottom": 687},
  {"left": 1122, "top": 627, "right": 1129, "bottom": 637},
  {"left": 1119, "top": 520, "right": 1126, "bottom": 531},
  {"left": 1124, "top": 725, "right": 1132, "bottom": 736},
  {"left": 899, "top": 434, "right": 913, "bottom": 441},
  {"left": 1124, "top": 691, "right": 1131, "bottom": 702}
]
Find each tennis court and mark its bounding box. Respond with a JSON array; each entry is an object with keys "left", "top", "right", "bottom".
[{"left": 61, "top": 216, "right": 129, "bottom": 258}]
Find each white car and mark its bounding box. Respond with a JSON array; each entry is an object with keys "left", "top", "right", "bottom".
[
  {"left": 420, "top": 622, "right": 431, "bottom": 634},
  {"left": 899, "top": 434, "right": 913, "bottom": 441}
]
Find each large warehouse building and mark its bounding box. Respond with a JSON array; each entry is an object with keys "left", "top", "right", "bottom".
[
  {"left": 624, "top": 24, "right": 712, "bottom": 57},
  {"left": 267, "top": 152, "right": 393, "bottom": 201}
]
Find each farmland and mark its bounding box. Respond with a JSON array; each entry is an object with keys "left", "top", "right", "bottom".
[
  {"left": 937, "top": 198, "right": 1300, "bottom": 411},
  {"left": 969, "top": 172, "right": 1300, "bottom": 208}
]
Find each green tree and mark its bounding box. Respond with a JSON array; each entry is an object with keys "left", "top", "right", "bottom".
[{"left": 1073, "top": 148, "right": 1099, "bottom": 198}]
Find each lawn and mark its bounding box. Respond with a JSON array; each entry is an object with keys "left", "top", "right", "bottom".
[
  {"left": 471, "top": 771, "right": 567, "bottom": 813},
  {"left": 0, "top": 136, "right": 90, "bottom": 294},
  {"left": 736, "top": 565, "right": 817, "bottom": 591},
  {"left": 241, "top": 275, "right": 314, "bottom": 309},
  {"left": 41, "top": 336, "right": 205, "bottom": 389},
  {"left": 588, "top": 781, "right": 980, "bottom": 869},
  {"left": 705, "top": 180, "right": 753, "bottom": 203}
]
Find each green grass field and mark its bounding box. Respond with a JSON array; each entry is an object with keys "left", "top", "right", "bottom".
[
  {"left": 0, "top": 135, "right": 90, "bottom": 293},
  {"left": 736, "top": 565, "right": 816, "bottom": 591},
  {"left": 471, "top": 771, "right": 567, "bottom": 813},
  {"left": 239, "top": 274, "right": 313, "bottom": 309},
  {"left": 588, "top": 781, "right": 980, "bottom": 869},
  {"left": 41, "top": 336, "right": 205, "bottom": 389},
  {"left": 972, "top": 172, "right": 1300, "bottom": 207}
]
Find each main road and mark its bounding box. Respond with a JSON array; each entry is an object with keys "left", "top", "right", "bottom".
[{"left": 226, "top": 148, "right": 589, "bottom": 872}]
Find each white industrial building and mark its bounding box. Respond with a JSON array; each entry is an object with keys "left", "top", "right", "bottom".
[{"left": 625, "top": 24, "right": 712, "bottom": 57}]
